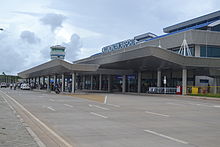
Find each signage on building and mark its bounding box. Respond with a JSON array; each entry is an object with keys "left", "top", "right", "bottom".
[{"left": 102, "top": 39, "right": 136, "bottom": 53}]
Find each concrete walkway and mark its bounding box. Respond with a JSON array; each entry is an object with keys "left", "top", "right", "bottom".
[{"left": 0, "top": 92, "right": 39, "bottom": 147}]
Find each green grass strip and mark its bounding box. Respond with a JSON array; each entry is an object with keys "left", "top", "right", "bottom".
[{"left": 189, "top": 93, "right": 220, "bottom": 98}]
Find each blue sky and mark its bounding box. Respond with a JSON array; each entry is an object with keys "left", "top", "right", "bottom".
[{"left": 0, "top": 0, "right": 219, "bottom": 74}]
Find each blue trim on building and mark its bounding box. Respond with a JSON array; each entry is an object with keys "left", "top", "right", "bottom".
[{"left": 143, "top": 20, "right": 216, "bottom": 43}]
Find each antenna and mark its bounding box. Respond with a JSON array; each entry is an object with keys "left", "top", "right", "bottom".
[{"left": 178, "top": 33, "right": 192, "bottom": 56}]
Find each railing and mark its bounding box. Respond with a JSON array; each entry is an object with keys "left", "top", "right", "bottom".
[{"left": 148, "top": 87, "right": 177, "bottom": 94}]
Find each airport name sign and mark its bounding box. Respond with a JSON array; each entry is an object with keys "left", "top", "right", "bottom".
[{"left": 102, "top": 39, "right": 136, "bottom": 53}]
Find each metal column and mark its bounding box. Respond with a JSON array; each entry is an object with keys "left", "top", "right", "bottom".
[
  {"left": 157, "top": 70, "right": 161, "bottom": 87},
  {"left": 54, "top": 75, "right": 57, "bottom": 85},
  {"left": 47, "top": 76, "right": 50, "bottom": 91},
  {"left": 43, "top": 77, "right": 45, "bottom": 85},
  {"left": 38, "top": 77, "right": 41, "bottom": 89},
  {"left": 90, "top": 75, "right": 93, "bottom": 90},
  {"left": 99, "top": 74, "right": 102, "bottom": 90},
  {"left": 182, "top": 68, "right": 187, "bottom": 95},
  {"left": 62, "top": 74, "right": 65, "bottom": 92},
  {"left": 214, "top": 78, "right": 217, "bottom": 94},
  {"left": 72, "top": 73, "right": 76, "bottom": 93},
  {"left": 122, "top": 75, "right": 126, "bottom": 93},
  {"left": 137, "top": 72, "right": 142, "bottom": 93},
  {"left": 108, "top": 75, "right": 111, "bottom": 92}
]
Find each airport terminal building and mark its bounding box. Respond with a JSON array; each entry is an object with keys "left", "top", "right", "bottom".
[{"left": 18, "top": 11, "right": 220, "bottom": 95}]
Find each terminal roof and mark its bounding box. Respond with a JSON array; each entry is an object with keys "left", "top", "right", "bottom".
[
  {"left": 163, "top": 10, "right": 220, "bottom": 33},
  {"left": 18, "top": 59, "right": 99, "bottom": 78}
]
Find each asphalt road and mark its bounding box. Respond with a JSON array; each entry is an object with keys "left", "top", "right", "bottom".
[{"left": 1, "top": 88, "right": 220, "bottom": 147}]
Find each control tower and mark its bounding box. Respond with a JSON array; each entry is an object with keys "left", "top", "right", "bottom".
[{"left": 50, "top": 45, "right": 65, "bottom": 60}]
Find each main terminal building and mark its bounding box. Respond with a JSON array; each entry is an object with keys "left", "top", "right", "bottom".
[{"left": 18, "top": 11, "right": 220, "bottom": 95}]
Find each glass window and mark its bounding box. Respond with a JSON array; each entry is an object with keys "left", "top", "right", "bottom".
[
  {"left": 169, "top": 45, "right": 195, "bottom": 56},
  {"left": 52, "top": 49, "right": 64, "bottom": 52},
  {"left": 200, "top": 45, "right": 220, "bottom": 57},
  {"left": 212, "top": 24, "right": 220, "bottom": 32},
  {"left": 200, "top": 46, "right": 207, "bottom": 57}
]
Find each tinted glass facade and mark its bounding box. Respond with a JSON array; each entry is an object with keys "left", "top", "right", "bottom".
[
  {"left": 200, "top": 45, "right": 220, "bottom": 57},
  {"left": 169, "top": 46, "right": 195, "bottom": 56},
  {"left": 212, "top": 24, "right": 220, "bottom": 32}
]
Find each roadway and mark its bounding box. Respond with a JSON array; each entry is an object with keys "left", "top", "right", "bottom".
[{"left": 0, "top": 88, "right": 220, "bottom": 147}]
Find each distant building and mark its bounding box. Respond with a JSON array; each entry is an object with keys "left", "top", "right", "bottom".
[{"left": 50, "top": 45, "right": 65, "bottom": 60}]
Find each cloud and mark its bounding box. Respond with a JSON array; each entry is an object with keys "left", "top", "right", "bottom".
[
  {"left": 0, "top": 25, "right": 55, "bottom": 75},
  {"left": 40, "top": 13, "right": 66, "bottom": 31},
  {"left": 12, "top": 11, "right": 42, "bottom": 17},
  {"left": 0, "top": 34, "right": 26, "bottom": 74},
  {"left": 20, "top": 31, "right": 41, "bottom": 44},
  {"left": 62, "top": 33, "right": 82, "bottom": 61}
]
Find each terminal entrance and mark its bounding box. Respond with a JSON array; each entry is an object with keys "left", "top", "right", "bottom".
[
  {"left": 126, "top": 75, "right": 138, "bottom": 93},
  {"left": 112, "top": 75, "right": 122, "bottom": 92}
]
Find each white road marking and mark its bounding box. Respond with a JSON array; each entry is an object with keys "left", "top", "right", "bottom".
[
  {"left": 64, "top": 104, "right": 73, "bottom": 108},
  {"left": 47, "top": 106, "right": 56, "bottom": 111},
  {"left": 166, "top": 102, "right": 185, "bottom": 106},
  {"left": 26, "top": 127, "right": 46, "bottom": 147},
  {"left": 106, "top": 103, "right": 120, "bottom": 108},
  {"left": 0, "top": 94, "right": 46, "bottom": 147},
  {"left": 144, "top": 130, "right": 189, "bottom": 145},
  {"left": 0, "top": 90, "right": 73, "bottom": 147},
  {"left": 104, "top": 96, "right": 107, "bottom": 104},
  {"left": 145, "top": 111, "right": 170, "bottom": 117},
  {"left": 49, "top": 99, "right": 55, "bottom": 102},
  {"left": 213, "top": 105, "right": 220, "bottom": 108},
  {"left": 88, "top": 104, "right": 110, "bottom": 110},
  {"left": 188, "top": 102, "right": 212, "bottom": 107},
  {"left": 168, "top": 102, "right": 220, "bottom": 108},
  {"left": 90, "top": 112, "right": 108, "bottom": 118}
]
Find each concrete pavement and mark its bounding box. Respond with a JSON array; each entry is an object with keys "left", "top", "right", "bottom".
[
  {"left": 1, "top": 88, "right": 220, "bottom": 147},
  {"left": 0, "top": 89, "right": 39, "bottom": 147}
]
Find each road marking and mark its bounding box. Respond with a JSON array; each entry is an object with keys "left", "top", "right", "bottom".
[
  {"left": 47, "top": 106, "right": 56, "bottom": 111},
  {"left": 104, "top": 96, "right": 107, "bottom": 104},
  {"left": 64, "top": 104, "right": 73, "bottom": 108},
  {"left": 166, "top": 102, "right": 185, "bottom": 106},
  {"left": 167, "top": 102, "right": 220, "bottom": 108},
  {"left": 145, "top": 111, "right": 170, "bottom": 117},
  {"left": 89, "top": 104, "right": 110, "bottom": 110},
  {"left": 188, "top": 102, "right": 212, "bottom": 107},
  {"left": 26, "top": 127, "right": 46, "bottom": 147},
  {"left": 90, "top": 112, "right": 108, "bottom": 118},
  {"left": 144, "top": 130, "right": 189, "bottom": 145},
  {"left": 49, "top": 99, "right": 55, "bottom": 101},
  {"left": 1, "top": 94, "right": 46, "bottom": 147},
  {"left": 106, "top": 103, "right": 120, "bottom": 108},
  {"left": 0, "top": 90, "right": 73, "bottom": 147},
  {"left": 214, "top": 105, "right": 220, "bottom": 108}
]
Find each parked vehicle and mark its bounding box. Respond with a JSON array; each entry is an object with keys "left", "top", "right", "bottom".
[
  {"left": 0, "top": 82, "right": 7, "bottom": 88},
  {"left": 20, "top": 83, "right": 30, "bottom": 90}
]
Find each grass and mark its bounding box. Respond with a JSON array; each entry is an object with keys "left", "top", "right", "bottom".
[{"left": 189, "top": 93, "right": 220, "bottom": 98}]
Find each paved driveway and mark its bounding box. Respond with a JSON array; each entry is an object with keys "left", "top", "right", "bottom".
[{"left": 1, "top": 88, "right": 220, "bottom": 147}]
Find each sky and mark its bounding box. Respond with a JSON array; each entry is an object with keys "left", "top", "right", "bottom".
[{"left": 0, "top": 0, "right": 219, "bottom": 75}]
